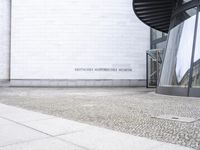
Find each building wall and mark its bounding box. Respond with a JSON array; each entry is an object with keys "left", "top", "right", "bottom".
[
  {"left": 3, "top": 0, "right": 150, "bottom": 86},
  {"left": 0, "top": 0, "right": 10, "bottom": 81}
]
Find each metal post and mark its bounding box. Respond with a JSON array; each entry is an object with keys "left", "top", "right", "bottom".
[
  {"left": 146, "top": 52, "right": 149, "bottom": 88},
  {"left": 187, "top": 3, "right": 199, "bottom": 96}
]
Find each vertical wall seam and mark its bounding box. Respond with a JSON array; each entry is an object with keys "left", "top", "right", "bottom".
[{"left": 8, "top": 0, "right": 12, "bottom": 82}]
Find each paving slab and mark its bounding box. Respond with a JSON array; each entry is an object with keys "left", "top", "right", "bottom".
[
  {"left": 58, "top": 126, "right": 192, "bottom": 150},
  {"left": 23, "top": 118, "right": 90, "bottom": 136},
  {"left": 0, "top": 118, "right": 12, "bottom": 125},
  {"left": 0, "top": 138, "right": 85, "bottom": 150},
  {"left": 0, "top": 104, "right": 21, "bottom": 114},
  {"left": 0, "top": 121, "right": 48, "bottom": 147},
  {"left": 0, "top": 104, "right": 54, "bottom": 122}
]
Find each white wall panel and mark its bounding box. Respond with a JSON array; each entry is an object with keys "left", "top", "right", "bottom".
[
  {"left": 11, "top": 0, "right": 150, "bottom": 80},
  {"left": 0, "top": 0, "right": 10, "bottom": 80}
]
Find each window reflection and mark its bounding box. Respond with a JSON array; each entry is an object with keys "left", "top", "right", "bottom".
[
  {"left": 159, "top": 15, "right": 196, "bottom": 87},
  {"left": 192, "top": 12, "right": 200, "bottom": 87},
  {"left": 176, "top": 15, "right": 196, "bottom": 83}
]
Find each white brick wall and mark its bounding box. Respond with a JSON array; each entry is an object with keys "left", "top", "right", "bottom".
[
  {"left": 0, "top": 0, "right": 10, "bottom": 80},
  {"left": 10, "top": 0, "right": 150, "bottom": 80}
]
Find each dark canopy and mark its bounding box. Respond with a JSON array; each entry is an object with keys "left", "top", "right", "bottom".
[{"left": 133, "top": 0, "right": 175, "bottom": 33}]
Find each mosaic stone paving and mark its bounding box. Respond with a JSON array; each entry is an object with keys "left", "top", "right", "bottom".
[{"left": 0, "top": 87, "right": 200, "bottom": 149}]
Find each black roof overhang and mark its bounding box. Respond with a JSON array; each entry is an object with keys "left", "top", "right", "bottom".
[{"left": 133, "top": 0, "right": 175, "bottom": 33}]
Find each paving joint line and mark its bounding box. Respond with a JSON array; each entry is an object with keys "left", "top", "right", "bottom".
[
  {"left": 0, "top": 116, "right": 90, "bottom": 150},
  {"left": 0, "top": 116, "right": 52, "bottom": 136},
  {"left": 0, "top": 136, "right": 51, "bottom": 148},
  {"left": 20, "top": 117, "right": 57, "bottom": 123}
]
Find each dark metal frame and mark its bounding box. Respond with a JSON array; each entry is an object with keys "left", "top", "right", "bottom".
[
  {"left": 169, "top": 0, "right": 199, "bottom": 30},
  {"left": 157, "top": 0, "right": 200, "bottom": 97},
  {"left": 188, "top": 2, "right": 200, "bottom": 95}
]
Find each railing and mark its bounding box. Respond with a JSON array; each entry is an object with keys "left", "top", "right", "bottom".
[{"left": 146, "top": 49, "right": 164, "bottom": 88}]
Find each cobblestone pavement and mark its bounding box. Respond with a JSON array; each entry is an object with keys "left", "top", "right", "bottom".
[{"left": 0, "top": 87, "right": 200, "bottom": 149}]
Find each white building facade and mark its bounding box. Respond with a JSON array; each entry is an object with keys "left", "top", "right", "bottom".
[{"left": 0, "top": 0, "right": 149, "bottom": 87}]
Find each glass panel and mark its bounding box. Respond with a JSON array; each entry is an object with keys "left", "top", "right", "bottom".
[
  {"left": 173, "top": 7, "right": 197, "bottom": 28},
  {"left": 177, "top": 0, "right": 192, "bottom": 6},
  {"left": 151, "top": 29, "right": 163, "bottom": 41},
  {"left": 192, "top": 12, "right": 200, "bottom": 87},
  {"left": 186, "top": 8, "right": 197, "bottom": 16},
  {"left": 181, "top": 0, "right": 192, "bottom": 4},
  {"left": 159, "top": 14, "right": 196, "bottom": 87},
  {"left": 156, "top": 41, "right": 167, "bottom": 49}
]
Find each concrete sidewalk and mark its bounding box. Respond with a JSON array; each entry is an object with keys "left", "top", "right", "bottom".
[{"left": 0, "top": 103, "right": 194, "bottom": 150}]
